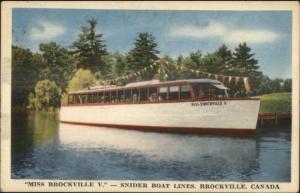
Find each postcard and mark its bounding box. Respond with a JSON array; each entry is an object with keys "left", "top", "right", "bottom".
[{"left": 1, "top": 1, "right": 299, "bottom": 192}]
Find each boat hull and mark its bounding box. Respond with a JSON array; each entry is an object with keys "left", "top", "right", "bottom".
[{"left": 60, "top": 99, "right": 260, "bottom": 134}]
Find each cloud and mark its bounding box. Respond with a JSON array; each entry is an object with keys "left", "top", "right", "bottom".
[
  {"left": 30, "top": 21, "right": 65, "bottom": 40},
  {"left": 170, "top": 21, "right": 280, "bottom": 44}
]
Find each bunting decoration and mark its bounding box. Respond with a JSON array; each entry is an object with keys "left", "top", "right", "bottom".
[
  {"left": 214, "top": 74, "right": 219, "bottom": 80},
  {"left": 235, "top": 76, "right": 240, "bottom": 85},
  {"left": 222, "top": 75, "right": 226, "bottom": 82},
  {"left": 244, "top": 77, "right": 251, "bottom": 93},
  {"left": 96, "top": 59, "right": 251, "bottom": 92}
]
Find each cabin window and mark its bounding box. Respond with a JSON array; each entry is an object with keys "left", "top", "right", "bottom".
[
  {"left": 111, "top": 91, "right": 117, "bottom": 103},
  {"left": 159, "top": 86, "right": 168, "bottom": 101},
  {"left": 82, "top": 94, "right": 87, "bottom": 104},
  {"left": 124, "top": 89, "right": 132, "bottom": 102},
  {"left": 78, "top": 95, "right": 82, "bottom": 104},
  {"left": 86, "top": 93, "right": 92, "bottom": 103},
  {"left": 117, "top": 90, "right": 125, "bottom": 102},
  {"left": 75, "top": 95, "right": 80, "bottom": 104},
  {"left": 96, "top": 92, "right": 100, "bottom": 103},
  {"left": 180, "top": 84, "right": 191, "bottom": 99},
  {"left": 148, "top": 87, "right": 158, "bottom": 102},
  {"left": 91, "top": 93, "right": 95, "bottom": 103},
  {"left": 192, "top": 84, "right": 206, "bottom": 98},
  {"left": 140, "top": 88, "right": 148, "bottom": 102},
  {"left": 104, "top": 92, "right": 109, "bottom": 103},
  {"left": 132, "top": 89, "right": 139, "bottom": 102},
  {"left": 96, "top": 92, "right": 101, "bottom": 103},
  {"left": 169, "top": 86, "right": 179, "bottom": 100},
  {"left": 68, "top": 95, "right": 72, "bottom": 104}
]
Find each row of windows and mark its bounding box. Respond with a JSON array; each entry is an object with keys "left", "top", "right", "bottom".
[
  {"left": 67, "top": 83, "right": 227, "bottom": 105},
  {"left": 68, "top": 84, "right": 192, "bottom": 104}
]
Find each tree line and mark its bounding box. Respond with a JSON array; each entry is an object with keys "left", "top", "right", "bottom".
[{"left": 12, "top": 18, "right": 291, "bottom": 111}]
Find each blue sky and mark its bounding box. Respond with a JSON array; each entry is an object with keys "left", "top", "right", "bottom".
[{"left": 13, "top": 9, "right": 292, "bottom": 79}]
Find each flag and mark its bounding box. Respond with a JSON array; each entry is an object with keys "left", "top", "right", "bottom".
[
  {"left": 235, "top": 76, "right": 240, "bottom": 85},
  {"left": 222, "top": 76, "right": 226, "bottom": 82},
  {"left": 244, "top": 77, "right": 251, "bottom": 93},
  {"left": 228, "top": 76, "right": 232, "bottom": 82}
]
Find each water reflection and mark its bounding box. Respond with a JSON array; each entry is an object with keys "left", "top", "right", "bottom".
[
  {"left": 11, "top": 113, "right": 290, "bottom": 181},
  {"left": 12, "top": 112, "right": 58, "bottom": 153},
  {"left": 60, "top": 123, "right": 256, "bottom": 164},
  {"left": 58, "top": 123, "right": 259, "bottom": 180}
]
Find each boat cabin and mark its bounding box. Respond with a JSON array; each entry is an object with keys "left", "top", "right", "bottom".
[{"left": 67, "top": 79, "right": 229, "bottom": 105}]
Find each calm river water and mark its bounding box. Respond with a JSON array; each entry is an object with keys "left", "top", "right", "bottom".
[{"left": 12, "top": 112, "right": 291, "bottom": 181}]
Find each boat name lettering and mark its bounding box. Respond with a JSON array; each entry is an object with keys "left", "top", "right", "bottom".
[{"left": 191, "top": 101, "right": 226, "bottom": 106}]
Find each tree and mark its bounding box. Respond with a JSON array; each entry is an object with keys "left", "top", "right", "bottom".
[
  {"left": 110, "top": 52, "right": 128, "bottom": 77},
  {"left": 71, "top": 18, "right": 108, "bottom": 73},
  {"left": 215, "top": 44, "right": 232, "bottom": 74},
  {"left": 202, "top": 53, "right": 223, "bottom": 74},
  {"left": 269, "top": 78, "right": 284, "bottom": 93},
  {"left": 127, "top": 32, "right": 160, "bottom": 80},
  {"left": 67, "top": 69, "right": 96, "bottom": 91},
  {"left": 12, "top": 45, "right": 42, "bottom": 109},
  {"left": 232, "top": 42, "right": 262, "bottom": 94},
  {"left": 257, "top": 75, "right": 272, "bottom": 94},
  {"left": 27, "top": 80, "right": 62, "bottom": 111},
  {"left": 232, "top": 42, "right": 260, "bottom": 76},
  {"left": 39, "top": 42, "right": 76, "bottom": 90},
  {"left": 282, "top": 78, "right": 292, "bottom": 92}
]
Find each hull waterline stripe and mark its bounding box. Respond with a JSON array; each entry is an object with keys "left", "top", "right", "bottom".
[{"left": 60, "top": 121, "right": 256, "bottom": 135}]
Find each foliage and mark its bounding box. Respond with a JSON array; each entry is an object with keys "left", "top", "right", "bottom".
[
  {"left": 282, "top": 78, "right": 292, "bottom": 92},
  {"left": 127, "top": 32, "right": 160, "bottom": 80},
  {"left": 39, "top": 42, "right": 76, "bottom": 90},
  {"left": 27, "top": 80, "right": 62, "bottom": 111},
  {"left": 67, "top": 69, "right": 96, "bottom": 91},
  {"left": 231, "top": 42, "right": 262, "bottom": 94},
  {"left": 12, "top": 46, "right": 42, "bottom": 108},
  {"left": 258, "top": 92, "right": 291, "bottom": 113},
  {"left": 215, "top": 44, "right": 233, "bottom": 74},
  {"left": 71, "top": 18, "right": 108, "bottom": 73}
]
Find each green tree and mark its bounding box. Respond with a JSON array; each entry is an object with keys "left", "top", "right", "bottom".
[
  {"left": 269, "top": 78, "right": 284, "bottom": 93},
  {"left": 39, "top": 42, "right": 76, "bottom": 90},
  {"left": 232, "top": 42, "right": 260, "bottom": 76},
  {"left": 67, "top": 69, "right": 96, "bottom": 91},
  {"left": 71, "top": 18, "right": 108, "bottom": 72},
  {"left": 12, "top": 45, "right": 42, "bottom": 109},
  {"left": 215, "top": 44, "right": 232, "bottom": 74},
  {"left": 27, "top": 80, "right": 62, "bottom": 111},
  {"left": 282, "top": 78, "right": 292, "bottom": 92},
  {"left": 202, "top": 53, "right": 223, "bottom": 74},
  {"left": 179, "top": 50, "right": 204, "bottom": 79},
  {"left": 110, "top": 52, "right": 128, "bottom": 77},
  {"left": 232, "top": 42, "right": 262, "bottom": 94},
  {"left": 257, "top": 75, "right": 272, "bottom": 94},
  {"left": 127, "top": 32, "right": 160, "bottom": 80}
]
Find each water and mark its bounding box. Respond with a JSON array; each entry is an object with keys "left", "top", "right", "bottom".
[{"left": 11, "top": 112, "right": 291, "bottom": 181}]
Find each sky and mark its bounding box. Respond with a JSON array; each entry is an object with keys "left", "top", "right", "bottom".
[{"left": 12, "top": 9, "right": 292, "bottom": 79}]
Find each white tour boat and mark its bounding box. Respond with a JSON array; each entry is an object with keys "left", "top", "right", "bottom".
[{"left": 60, "top": 79, "right": 260, "bottom": 134}]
